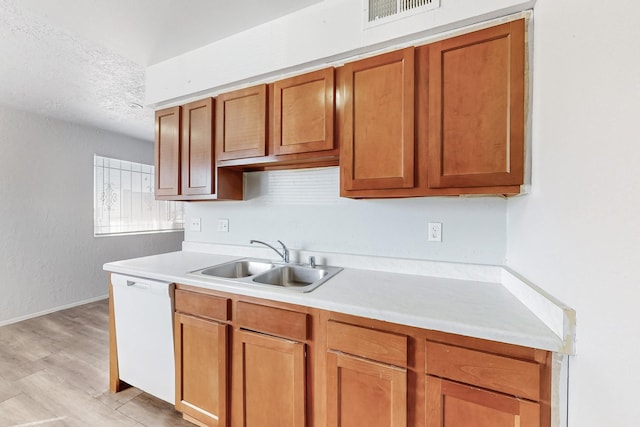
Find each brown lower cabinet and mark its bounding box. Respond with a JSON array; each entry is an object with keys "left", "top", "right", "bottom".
[
  {"left": 326, "top": 351, "right": 407, "bottom": 427},
  {"left": 326, "top": 319, "right": 408, "bottom": 426},
  {"left": 174, "top": 290, "right": 230, "bottom": 427},
  {"left": 175, "top": 313, "right": 228, "bottom": 427},
  {"left": 232, "top": 301, "right": 309, "bottom": 427},
  {"left": 234, "top": 330, "right": 306, "bottom": 427},
  {"left": 426, "top": 378, "right": 540, "bottom": 427},
  {"left": 165, "top": 285, "right": 552, "bottom": 427}
]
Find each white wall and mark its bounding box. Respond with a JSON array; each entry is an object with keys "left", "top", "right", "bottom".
[
  {"left": 147, "top": 0, "right": 534, "bottom": 105},
  {"left": 185, "top": 168, "right": 507, "bottom": 265},
  {"left": 159, "top": 0, "right": 529, "bottom": 267},
  {"left": 0, "top": 105, "right": 183, "bottom": 325},
  {"left": 146, "top": 0, "right": 640, "bottom": 424},
  {"left": 506, "top": 1, "right": 640, "bottom": 426}
]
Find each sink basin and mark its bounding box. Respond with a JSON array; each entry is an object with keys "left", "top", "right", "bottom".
[
  {"left": 196, "top": 259, "right": 274, "bottom": 279},
  {"left": 252, "top": 264, "right": 343, "bottom": 292},
  {"left": 190, "top": 258, "right": 343, "bottom": 292}
]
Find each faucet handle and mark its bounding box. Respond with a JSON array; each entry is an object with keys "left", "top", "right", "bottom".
[
  {"left": 277, "top": 240, "right": 290, "bottom": 263},
  {"left": 308, "top": 256, "right": 316, "bottom": 268}
]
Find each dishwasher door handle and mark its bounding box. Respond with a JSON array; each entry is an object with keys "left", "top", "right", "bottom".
[
  {"left": 127, "top": 280, "right": 150, "bottom": 289},
  {"left": 111, "top": 273, "right": 173, "bottom": 297}
]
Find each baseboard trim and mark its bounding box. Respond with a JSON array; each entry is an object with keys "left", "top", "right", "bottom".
[{"left": 0, "top": 294, "right": 109, "bottom": 327}]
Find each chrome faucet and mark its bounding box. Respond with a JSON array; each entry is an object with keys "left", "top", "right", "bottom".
[{"left": 250, "top": 239, "right": 290, "bottom": 263}]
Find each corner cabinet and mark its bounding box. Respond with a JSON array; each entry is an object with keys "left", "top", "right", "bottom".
[
  {"left": 425, "top": 337, "right": 549, "bottom": 427},
  {"left": 321, "top": 312, "right": 551, "bottom": 427},
  {"left": 426, "top": 379, "right": 540, "bottom": 427},
  {"left": 427, "top": 20, "right": 525, "bottom": 190}
]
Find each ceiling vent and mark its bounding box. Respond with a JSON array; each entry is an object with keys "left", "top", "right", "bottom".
[{"left": 364, "top": 0, "right": 441, "bottom": 28}]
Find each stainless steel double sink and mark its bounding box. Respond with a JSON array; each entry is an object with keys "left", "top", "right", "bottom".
[{"left": 189, "top": 258, "right": 343, "bottom": 293}]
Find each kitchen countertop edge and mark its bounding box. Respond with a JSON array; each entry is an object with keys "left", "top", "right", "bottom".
[{"left": 104, "top": 248, "right": 574, "bottom": 354}]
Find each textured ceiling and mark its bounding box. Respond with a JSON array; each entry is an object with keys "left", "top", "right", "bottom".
[{"left": 0, "top": 0, "right": 321, "bottom": 141}]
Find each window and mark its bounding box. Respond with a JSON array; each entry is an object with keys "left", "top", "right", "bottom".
[{"left": 93, "top": 155, "right": 184, "bottom": 236}]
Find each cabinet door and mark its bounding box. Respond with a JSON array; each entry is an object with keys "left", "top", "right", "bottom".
[
  {"left": 272, "top": 68, "right": 335, "bottom": 155},
  {"left": 181, "top": 98, "right": 214, "bottom": 196},
  {"left": 426, "top": 376, "right": 540, "bottom": 427},
  {"left": 339, "top": 47, "right": 415, "bottom": 193},
  {"left": 175, "top": 313, "right": 228, "bottom": 427},
  {"left": 216, "top": 85, "right": 267, "bottom": 161},
  {"left": 327, "top": 351, "right": 407, "bottom": 427},
  {"left": 155, "top": 106, "right": 181, "bottom": 197},
  {"left": 428, "top": 19, "right": 525, "bottom": 188},
  {"left": 235, "top": 329, "right": 306, "bottom": 427}
]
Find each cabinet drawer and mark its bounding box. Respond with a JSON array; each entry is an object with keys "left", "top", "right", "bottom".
[
  {"left": 175, "top": 289, "right": 230, "bottom": 322},
  {"left": 327, "top": 321, "right": 407, "bottom": 367},
  {"left": 426, "top": 341, "right": 541, "bottom": 401},
  {"left": 236, "top": 301, "right": 308, "bottom": 341}
]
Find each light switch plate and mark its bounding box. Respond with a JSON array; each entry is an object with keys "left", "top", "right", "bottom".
[{"left": 217, "top": 219, "right": 229, "bottom": 232}]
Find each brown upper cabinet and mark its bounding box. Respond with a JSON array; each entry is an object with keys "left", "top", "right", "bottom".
[
  {"left": 155, "top": 99, "right": 243, "bottom": 201},
  {"left": 156, "top": 19, "right": 526, "bottom": 200},
  {"left": 427, "top": 19, "right": 525, "bottom": 190},
  {"left": 339, "top": 18, "right": 526, "bottom": 198},
  {"left": 181, "top": 98, "right": 215, "bottom": 196},
  {"left": 272, "top": 67, "right": 335, "bottom": 156},
  {"left": 216, "top": 84, "right": 268, "bottom": 161},
  {"left": 339, "top": 47, "right": 416, "bottom": 196},
  {"left": 155, "top": 106, "right": 181, "bottom": 197},
  {"left": 215, "top": 69, "right": 338, "bottom": 169}
]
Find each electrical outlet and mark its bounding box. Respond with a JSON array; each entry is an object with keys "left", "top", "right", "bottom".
[
  {"left": 190, "top": 217, "right": 201, "bottom": 232},
  {"left": 428, "top": 222, "right": 442, "bottom": 242},
  {"left": 217, "top": 219, "right": 229, "bottom": 232}
]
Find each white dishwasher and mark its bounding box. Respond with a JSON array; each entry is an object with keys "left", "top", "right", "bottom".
[{"left": 111, "top": 273, "right": 175, "bottom": 404}]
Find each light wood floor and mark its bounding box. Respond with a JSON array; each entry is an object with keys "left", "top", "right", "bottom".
[{"left": 0, "top": 300, "right": 193, "bottom": 427}]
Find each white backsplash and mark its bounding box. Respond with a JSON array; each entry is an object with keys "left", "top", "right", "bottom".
[{"left": 184, "top": 167, "right": 507, "bottom": 265}]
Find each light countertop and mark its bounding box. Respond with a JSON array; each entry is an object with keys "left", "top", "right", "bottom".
[{"left": 104, "top": 246, "right": 574, "bottom": 354}]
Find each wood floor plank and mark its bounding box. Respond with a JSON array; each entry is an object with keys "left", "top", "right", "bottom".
[
  {"left": 0, "top": 375, "right": 21, "bottom": 405},
  {"left": 0, "top": 299, "right": 189, "bottom": 427},
  {"left": 0, "top": 392, "right": 66, "bottom": 426},
  {"left": 16, "top": 370, "right": 140, "bottom": 426},
  {"left": 117, "top": 393, "right": 195, "bottom": 427},
  {"left": 0, "top": 344, "right": 46, "bottom": 383},
  {"left": 33, "top": 350, "right": 109, "bottom": 397},
  {"left": 95, "top": 387, "right": 144, "bottom": 411}
]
